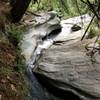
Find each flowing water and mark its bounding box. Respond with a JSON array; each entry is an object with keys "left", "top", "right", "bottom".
[
  {"left": 26, "top": 29, "right": 65, "bottom": 100},
  {"left": 26, "top": 34, "right": 81, "bottom": 100},
  {"left": 26, "top": 45, "right": 81, "bottom": 100},
  {"left": 22, "top": 14, "right": 91, "bottom": 100}
]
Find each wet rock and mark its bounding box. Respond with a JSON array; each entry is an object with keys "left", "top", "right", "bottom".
[
  {"left": 0, "top": 94, "right": 2, "bottom": 100},
  {"left": 54, "top": 14, "right": 91, "bottom": 42},
  {"left": 20, "top": 13, "right": 95, "bottom": 100},
  {"left": 34, "top": 39, "right": 100, "bottom": 100},
  {"left": 71, "top": 24, "right": 81, "bottom": 32},
  {"left": 20, "top": 11, "right": 61, "bottom": 61}
]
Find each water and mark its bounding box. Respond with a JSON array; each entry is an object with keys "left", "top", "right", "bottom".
[
  {"left": 26, "top": 67, "right": 66, "bottom": 100},
  {"left": 22, "top": 14, "right": 92, "bottom": 100},
  {"left": 26, "top": 38, "right": 81, "bottom": 100}
]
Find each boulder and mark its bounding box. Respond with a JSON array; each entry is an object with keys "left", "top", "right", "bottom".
[
  {"left": 34, "top": 39, "right": 100, "bottom": 100},
  {"left": 20, "top": 11, "right": 61, "bottom": 61},
  {"left": 54, "top": 14, "right": 91, "bottom": 42}
]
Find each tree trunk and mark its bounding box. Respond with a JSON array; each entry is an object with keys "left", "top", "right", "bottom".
[{"left": 11, "top": 0, "right": 31, "bottom": 23}]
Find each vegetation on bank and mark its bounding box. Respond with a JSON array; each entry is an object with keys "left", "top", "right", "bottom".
[
  {"left": 28, "top": 0, "right": 88, "bottom": 19},
  {"left": 0, "top": 24, "right": 31, "bottom": 99}
]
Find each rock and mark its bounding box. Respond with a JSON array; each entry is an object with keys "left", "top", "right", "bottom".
[
  {"left": 86, "top": 43, "right": 100, "bottom": 50},
  {"left": 54, "top": 14, "right": 91, "bottom": 42},
  {"left": 1, "top": 79, "right": 6, "bottom": 83},
  {"left": 61, "top": 14, "right": 91, "bottom": 26},
  {"left": 20, "top": 11, "right": 61, "bottom": 61},
  {"left": 20, "top": 13, "right": 94, "bottom": 99},
  {"left": 0, "top": 94, "right": 2, "bottom": 100},
  {"left": 34, "top": 39, "right": 100, "bottom": 100},
  {"left": 20, "top": 14, "right": 91, "bottom": 61},
  {"left": 11, "top": 84, "right": 17, "bottom": 92},
  {"left": 71, "top": 24, "right": 81, "bottom": 32}
]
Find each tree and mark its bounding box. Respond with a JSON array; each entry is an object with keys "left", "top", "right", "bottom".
[
  {"left": 80, "top": 0, "right": 100, "bottom": 40},
  {"left": 10, "top": 0, "right": 31, "bottom": 23}
]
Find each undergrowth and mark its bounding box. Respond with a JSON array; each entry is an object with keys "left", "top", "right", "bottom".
[
  {"left": 0, "top": 22, "right": 31, "bottom": 100},
  {"left": 28, "top": 0, "right": 88, "bottom": 19}
]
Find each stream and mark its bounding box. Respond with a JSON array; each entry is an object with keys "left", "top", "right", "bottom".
[
  {"left": 26, "top": 30, "right": 67, "bottom": 100},
  {"left": 20, "top": 12, "right": 92, "bottom": 100},
  {"left": 26, "top": 38, "right": 81, "bottom": 100}
]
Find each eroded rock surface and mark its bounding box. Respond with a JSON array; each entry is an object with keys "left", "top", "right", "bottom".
[
  {"left": 54, "top": 14, "right": 91, "bottom": 42},
  {"left": 20, "top": 11, "right": 61, "bottom": 61},
  {"left": 34, "top": 39, "right": 100, "bottom": 100}
]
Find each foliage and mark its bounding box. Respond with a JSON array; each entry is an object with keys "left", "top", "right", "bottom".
[
  {"left": 28, "top": 0, "right": 88, "bottom": 19},
  {"left": 0, "top": 40, "right": 30, "bottom": 100},
  {"left": 80, "top": 0, "right": 100, "bottom": 40},
  {"left": 80, "top": 0, "right": 100, "bottom": 19},
  {"left": 0, "top": 22, "right": 30, "bottom": 99},
  {"left": 6, "top": 24, "right": 25, "bottom": 47},
  {"left": 88, "top": 23, "right": 100, "bottom": 38}
]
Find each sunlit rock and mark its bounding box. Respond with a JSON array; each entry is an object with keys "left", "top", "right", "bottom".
[
  {"left": 34, "top": 39, "right": 100, "bottom": 100},
  {"left": 54, "top": 14, "right": 92, "bottom": 42},
  {"left": 20, "top": 11, "right": 61, "bottom": 61}
]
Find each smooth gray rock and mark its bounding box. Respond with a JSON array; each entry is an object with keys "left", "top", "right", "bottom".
[
  {"left": 20, "top": 11, "right": 61, "bottom": 61},
  {"left": 34, "top": 39, "right": 100, "bottom": 100},
  {"left": 54, "top": 14, "right": 91, "bottom": 42}
]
